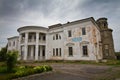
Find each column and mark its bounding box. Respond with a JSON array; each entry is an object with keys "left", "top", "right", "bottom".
[
  {"left": 35, "top": 32, "right": 39, "bottom": 60},
  {"left": 40, "top": 46, "right": 42, "bottom": 60},
  {"left": 30, "top": 46, "right": 34, "bottom": 60},
  {"left": 24, "top": 32, "right": 28, "bottom": 60},
  {"left": 18, "top": 34, "right": 21, "bottom": 60}
]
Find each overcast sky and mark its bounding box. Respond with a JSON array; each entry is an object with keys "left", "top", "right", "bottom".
[{"left": 0, "top": 0, "right": 120, "bottom": 51}]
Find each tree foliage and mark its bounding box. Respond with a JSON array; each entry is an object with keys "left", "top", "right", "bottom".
[
  {"left": 6, "top": 50, "right": 18, "bottom": 72},
  {"left": 0, "top": 47, "right": 7, "bottom": 61}
]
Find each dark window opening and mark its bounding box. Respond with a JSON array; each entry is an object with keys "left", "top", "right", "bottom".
[
  {"left": 82, "top": 45, "right": 88, "bottom": 56},
  {"left": 59, "top": 35, "right": 61, "bottom": 39},
  {"left": 53, "top": 36, "right": 55, "bottom": 40},
  {"left": 42, "top": 49, "right": 45, "bottom": 56},
  {"left": 53, "top": 48, "right": 55, "bottom": 56},
  {"left": 59, "top": 48, "right": 61, "bottom": 56},
  {"left": 56, "top": 48, "right": 58, "bottom": 56},
  {"left": 56, "top": 34, "right": 58, "bottom": 40},
  {"left": 68, "top": 30, "right": 72, "bottom": 37},
  {"left": 68, "top": 47, "right": 73, "bottom": 56},
  {"left": 82, "top": 28, "right": 86, "bottom": 35},
  {"left": 43, "top": 36, "right": 46, "bottom": 40}
]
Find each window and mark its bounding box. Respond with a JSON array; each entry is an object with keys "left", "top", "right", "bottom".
[
  {"left": 82, "top": 45, "right": 88, "bottom": 56},
  {"left": 53, "top": 48, "right": 55, "bottom": 56},
  {"left": 43, "top": 36, "right": 46, "bottom": 40},
  {"left": 56, "top": 48, "right": 58, "bottom": 56},
  {"left": 104, "top": 44, "right": 109, "bottom": 56},
  {"left": 82, "top": 27, "right": 86, "bottom": 35},
  {"left": 68, "top": 47, "right": 73, "bottom": 56},
  {"left": 59, "top": 35, "right": 61, "bottom": 39},
  {"left": 59, "top": 48, "right": 61, "bottom": 56},
  {"left": 39, "top": 36, "right": 41, "bottom": 40},
  {"left": 56, "top": 34, "right": 58, "bottom": 40},
  {"left": 13, "top": 41, "right": 15, "bottom": 46},
  {"left": 68, "top": 30, "right": 72, "bottom": 37},
  {"left": 53, "top": 36, "right": 55, "bottom": 40}
]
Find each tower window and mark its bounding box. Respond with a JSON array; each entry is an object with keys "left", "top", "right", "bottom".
[
  {"left": 82, "top": 27, "right": 86, "bottom": 35},
  {"left": 104, "top": 44, "right": 109, "bottom": 56}
]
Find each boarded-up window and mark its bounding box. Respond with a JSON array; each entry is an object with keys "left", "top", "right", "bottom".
[{"left": 104, "top": 44, "right": 109, "bottom": 56}]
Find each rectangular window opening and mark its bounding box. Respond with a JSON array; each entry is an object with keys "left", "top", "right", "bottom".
[
  {"left": 68, "top": 47, "right": 73, "bottom": 56},
  {"left": 68, "top": 30, "right": 72, "bottom": 37},
  {"left": 82, "top": 28, "right": 86, "bottom": 35},
  {"left": 82, "top": 45, "right": 88, "bottom": 56}
]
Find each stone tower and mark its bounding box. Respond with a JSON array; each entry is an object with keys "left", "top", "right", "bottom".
[{"left": 96, "top": 18, "right": 116, "bottom": 59}]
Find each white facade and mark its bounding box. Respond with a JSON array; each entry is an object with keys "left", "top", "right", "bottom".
[{"left": 7, "top": 17, "right": 103, "bottom": 61}]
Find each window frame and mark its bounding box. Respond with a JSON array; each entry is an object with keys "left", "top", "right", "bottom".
[
  {"left": 68, "top": 47, "right": 73, "bottom": 56},
  {"left": 68, "top": 30, "right": 72, "bottom": 37},
  {"left": 82, "top": 45, "right": 88, "bottom": 56},
  {"left": 82, "top": 27, "right": 86, "bottom": 35}
]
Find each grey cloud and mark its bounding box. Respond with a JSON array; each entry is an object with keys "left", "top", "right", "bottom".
[{"left": 0, "top": 0, "right": 120, "bottom": 51}]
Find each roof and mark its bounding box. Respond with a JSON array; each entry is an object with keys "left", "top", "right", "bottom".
[
  {"left": 48, "top": 17, "right": 100, "bottom": 30},
  {"left": 7, "top": 36, "right": 19, "bottom": 40},
  {"left": 17, "top": 26, "right": 48, "bottom": 32}
]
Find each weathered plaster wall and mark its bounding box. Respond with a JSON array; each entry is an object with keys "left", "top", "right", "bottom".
[{"left": 47, "top": 20, "right": 102, "bottom": 60}]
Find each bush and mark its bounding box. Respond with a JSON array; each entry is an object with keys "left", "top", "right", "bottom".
[
  {"left": 6, "top": 50, "right": 18, "bottom": 72},
  {"left": 0, "top": 66, "right": 7, "bottom": 73},
  {"left": 10, "top": 65, "right": 52, "bottom": 79},
  {"left": 33, "top": 66, "right": 45, "bottom": 73},
  {"left": 0, "top": 47, "right": 7, "bottom": 61}
]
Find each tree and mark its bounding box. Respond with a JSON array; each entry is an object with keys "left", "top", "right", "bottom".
[
  {"left": 6, "top": 50, "right": 18, "bottom": 72},
  {"left": 0, "top": 47, "right": 7, "bottom": 61}
]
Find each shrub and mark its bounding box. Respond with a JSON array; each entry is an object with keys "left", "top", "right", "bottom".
[
  {"left": 0, "top": 47, "right": 7, "bottom": 61},
  {"left": 33, "top": 66, "right": 44, "bottom": 73},
  {"left": 43, "top": 65, "right": 52, "bottom": 71},
  {"left": 9, "top": 65, "right": 52, "bottom": 79},
  {"left": 0, "top": 66, "right": 7, "bottom": 73},
  {"left": 6, "top": 50, "right": 18, "bottom": 72}
]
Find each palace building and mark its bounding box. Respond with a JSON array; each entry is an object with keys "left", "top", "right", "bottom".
[{"left": 7, "top": 17, "right": 116, "bottom": 61}]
